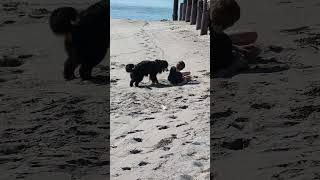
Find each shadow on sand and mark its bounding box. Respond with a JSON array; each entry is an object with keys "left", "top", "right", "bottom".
[
  {"left": 215, "top": 56, "right": 290, "bottom": 78},
  {"left": 139, "top": 80, "right": 201, "bottom": 90},
  {"left": 241, "top": 57, "right": 290, "bottom": 74},
  {"left": 87, "top": 75, "right": 109, "bottom": 85}
]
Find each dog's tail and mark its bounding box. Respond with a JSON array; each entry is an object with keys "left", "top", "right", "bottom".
[
  {"left": 49, "top": 7, "right": 79, "bottom": 35},
  {"left": 126, "top": 64, "right": 135, "bottom": 72}
]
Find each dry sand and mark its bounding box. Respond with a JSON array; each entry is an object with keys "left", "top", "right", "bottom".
[
  {"left": 0, "top": 0, "right": 109, "bottom": 179},
  {"left": 212, "top": 0, "right": 320, "bottom": 179},
  {"left": 110, "top": 19, "right": 210, "bottom": 179}
]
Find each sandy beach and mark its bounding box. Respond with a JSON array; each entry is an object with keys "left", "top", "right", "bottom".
[
  {"left": 110, "top": 19, "right": 210, "bottom": 179},
  {"left": 0, "top": 0, "right": 109, "bottom": 179},
  {"left": 212, "top": 0, "right": 320, "bottom": 179}
]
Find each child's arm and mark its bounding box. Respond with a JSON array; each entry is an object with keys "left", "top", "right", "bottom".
[
  {"left": 232, "top": 44, "right": 250, "bottom": 57},
  {"left": 181, "top": 72, "right": 190, "bottom": 76}
]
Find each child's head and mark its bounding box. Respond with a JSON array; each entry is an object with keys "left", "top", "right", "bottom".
[
  {"left": 210, "top": 0, "right": 240, "bottom": 30},
  {"left": 176, "top": 61, "right": 185, "bottom": 71}
]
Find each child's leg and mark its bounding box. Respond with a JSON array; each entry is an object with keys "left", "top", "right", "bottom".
[
  {"left": 213, "top": 54, "right": 249, "bottom": 78},
  {"left": 177, "top": 79, "right": 188, "bottom": 86},
  {"left": 241, "top": 44, "right": 261, "bottom": 60},
  {"left": 228, "top": 31, "right": 258, "bottom": 46},
  {"left": 184, "top": 75, "right": 191, "bottom": 81}
]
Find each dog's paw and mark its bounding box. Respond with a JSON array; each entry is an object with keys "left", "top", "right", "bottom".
[{"left": 64, "top": 74, "right": 76, "bottom": 81}]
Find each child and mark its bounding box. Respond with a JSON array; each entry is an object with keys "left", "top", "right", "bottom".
[
  {"left": 210, "top": 0, "right": 260, "bottom": 78},
  {"left": 168, "top": 61, "right": 191, "bottom": 85}
]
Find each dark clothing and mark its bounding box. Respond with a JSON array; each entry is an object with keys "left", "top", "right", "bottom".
[
  {"left": 168, "top": 66, "right": 183, "bottom": 84},
  {"left": 210, "top": 28, "right": 234, "bottom": 76}
]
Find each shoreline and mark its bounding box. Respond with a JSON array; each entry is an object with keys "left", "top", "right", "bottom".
[{"left": 110, "top": 17, "right": 172, "bottom": 22}]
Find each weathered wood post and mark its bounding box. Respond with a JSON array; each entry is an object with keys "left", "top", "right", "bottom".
[
  {"left": 185, "top": 0, "right": 192, "bottom": 22},
  {"left": 200, "top": 0, "right": 209, "bottom": 35},
  {"left": 172, "top": 0, "right": 179, "bottom": 21},
  {"left": 190, "top": 0, "right": 198, "bottom": 25},
  {"left": 182, "top": 0, "right": 187, "bottom": 20},
  {"left": 196, "top": 0, "right": 203, "bottom": 30},
  {"left": 179, "top": 2, "right": 183, "bottom": 20}
]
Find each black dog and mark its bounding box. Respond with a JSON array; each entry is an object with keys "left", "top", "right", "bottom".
[
  {"left": 126, "top": 60, "right": 169, "bottom": 87},
  {"left": 49, "top": 0, "right": 109, "bottom": 80}
]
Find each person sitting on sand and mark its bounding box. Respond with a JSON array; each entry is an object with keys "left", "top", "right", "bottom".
[
  {"left": 210, "top": 0, "right": 260, "bottom": 78},
  {"left": 168, "top": 61, "right": 192, "bottom": 85}
]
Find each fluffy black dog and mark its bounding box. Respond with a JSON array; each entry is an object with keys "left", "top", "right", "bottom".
[
  {"left": 49, "top": 0, "right": 109, "bottom": 80},
  {"left": 126, "top": 60, "right": 169, "bottom": 87}
]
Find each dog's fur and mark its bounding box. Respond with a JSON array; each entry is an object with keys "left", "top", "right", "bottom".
[
  {"left": 126, "top": 60, "right": 169, "bottom": 87},
  {"left": 49, "top": 0, "right": 109, "bottom": 80}
]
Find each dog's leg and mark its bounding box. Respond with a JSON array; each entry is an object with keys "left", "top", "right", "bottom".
[
  {"left": 130, "top": 79, "right": 134, "bottom": 87},
  {"left": 149, "top": 73, "right": 159, "bottom": 84},
  {"left": 135, "top": 76, "right": 143, "bottom": 87},
  {"left": 135, "top": 81, "right": 140, "bottom": 87},
  {"left": 79, "top": 63, "right": 94, "bottom": 80},
  {"left": 64, "top": 57, "right": 79, "bottom": 80}
]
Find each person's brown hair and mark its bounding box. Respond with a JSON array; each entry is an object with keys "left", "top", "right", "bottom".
[
  {"left": 177, "top": 61, "right": 185, "bottom": 70},
  {"left": 210, "top": 0, "right": 240, "bottom": 30}
]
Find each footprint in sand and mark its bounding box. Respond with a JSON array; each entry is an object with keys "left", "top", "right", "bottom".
[
  {"left": 193, "top": 161, "right": 203, "bottom": 167},
  {"left": 267, "top": 45, "right": 284, "bottom": 53},
  {"left": 157, "top": 125, "right": 169, "bottom": 130},
  {"left": 176, "top": 122, "right": 188, "bottom": 127},
  {"left": 139, "top": 117, "right": 155, "bottom": 121},
  {"left": 0, "top": 56, "right": 25, "bottom": 67},
  {"left": 178, "top": 105, "right": 188, "bottom": 109},
  {"left": 110, "top": 78, "right": 119, "bottom": 85},
  {"left": 180, "top": 174, "right": 193, "bottom": 180},
  {"left": 10, "top": 69, "right": 24, "bottom": 74},
  {"left": 129, "top": 149, "right": 142, "bottom": 154},
  {"left": 122, "top": 167, "right": 131, "bottom": 171},
  {"left": 138, "top": 161, "right": 149, "bottom": 166},
  {"left": 0, "top": 78, "right": 7, "bottom": 83},
  {"left": 160, "top": 153, "right": 174, "bottom": 159},
  {"left": 168, "top": 115, "right": 177, "bottom": 119},
  {"left": 28, "top": 8, "right": 50, "bottom": 19},
  {"left": 1, "top": 20, "right": 16, "bottom": 26},
  {"left": 303, "top": 86, "right": 320, "bottom": 96},
  {"left": 250, "top": 103, "right": 274, "bottom": 110},
  {"left": 234, "top": 117, "right": 249, "bottom": 122},
  {"left": 133, "top": 137, "right": 142, "bottom": 142},
  {"left": 228, "top": 119, "right": 246, "bottom": 130},
  {"left": 211, "top": 108, "right": 235, "bottom": 119},
  {"left": 221, "top": 138, "right": 250, "bottom": 150},
  {"left": 154, "top": 136, "right": 176, "bottom": 150},
  {"left": 115, "top": 134, "right": 126, "bottom": 140},
  {"left": 127, "top": 129, "right": 143, "bottom": 134}
]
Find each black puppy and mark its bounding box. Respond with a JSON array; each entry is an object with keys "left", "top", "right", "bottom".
[
  {"left": 49, "top": 0, "right": 109, "bottom": 80},
  {"left": 126, "top": 59, "right": 169, "bottom": 87}
]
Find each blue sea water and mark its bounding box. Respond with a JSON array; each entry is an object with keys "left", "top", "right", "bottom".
[{"left": 111, "top": 0, "right": 179, "bottom": 21}]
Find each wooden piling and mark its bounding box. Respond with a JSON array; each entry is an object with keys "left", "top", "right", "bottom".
[
  {"left": 190, "top": 0, "right": 198, "bottom": 25},
  {"left": 185, "top": 0, "right": 192, "bottom": 22},
  {"left": 200, "top": 0, "right": 208, "bottom": 35},
  {"left": 196, "top": 0, "right": 203, "bottom": 30},
  {"left": 182, "top": 0, "right": 187, "bottom": 20},
  {"left": 179, "top": 2, "right": 183, "bottom": 20},
  {"left": 172, "top": 0, "right": 179, "bottom": 21}
]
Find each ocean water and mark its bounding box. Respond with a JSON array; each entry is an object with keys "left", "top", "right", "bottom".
[{"left": 111, "top": 0, "right": 178, "bottom": 21}]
